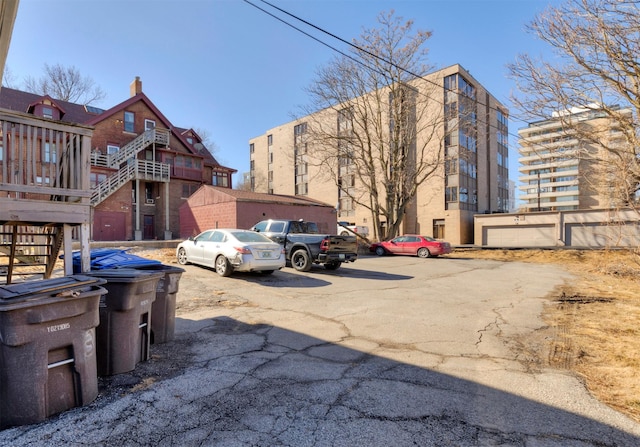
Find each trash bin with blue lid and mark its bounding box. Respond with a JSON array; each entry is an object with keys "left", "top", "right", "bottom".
[
  {"left": 63, "top": 249, "right": 161, "bottom": 274},
  {"left": 0, "top": 275, "right": 107, "bottom": 428},
  {"left": 135, "top": 264, "right": 185, "bottom": 344},
  {"left": 84, "top": 269, "right": 163, "bottom": 376}
]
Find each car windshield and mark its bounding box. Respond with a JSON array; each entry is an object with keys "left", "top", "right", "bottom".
[
  {"left": 423, "top": 236, "right": 436, "bottom": 241},
  {"left": 232, "top": 231, "right": 273, "bottom": 244}
]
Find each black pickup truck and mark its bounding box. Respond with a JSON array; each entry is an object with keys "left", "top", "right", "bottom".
[{"left": 250, "top": 219, "right": 358, "bottom": 272}]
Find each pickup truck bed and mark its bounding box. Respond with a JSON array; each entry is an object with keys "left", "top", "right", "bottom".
[{"left": 251, "top": 219, "right": 358, "bottom": 272}]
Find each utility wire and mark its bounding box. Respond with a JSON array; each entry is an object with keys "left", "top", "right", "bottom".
[{"left": 243, "top": 0, "right": 558, "bottom": 182}]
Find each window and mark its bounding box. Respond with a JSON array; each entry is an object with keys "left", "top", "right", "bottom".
[
  {"left": 186, "top": 137, "right": 193, "bottom": 144},
  {"left": 145, "top": 119, "right": 156, "bottom": 130},
  {"left": 107, "top": 144, "right": 120, "bottom": 155},
  {"left": 208, "top": 231, "right": 224, "bottom": 243},
  {"left": 267, "top": 134, "right": 273, "bottom": 146},
  {"left": 294, "top": 123, "right": 307, "bottom": 136},
  {"left": 445, "top": 186, "right": 458, "bottom": 202},
  {"left": 124, "top": 111, "right": 135, "bottom": 132},
  {"left": 460, "top": 187, "right": 468, "bottom": 203},
  {"left": 44, "top": 143, "right": 57, "bottom": 163},
  {"left": 145, "top": 183, "right": 154, "bottom": 201},
  {"left": 250, "top": 143, "right": 254, "bottom": 154},
  {"left": 181, "top": 183, "right": 199, "bottom": 198},
  {"left": 90, "top": 173, "right": 107, "bottom": 188},
  {"left": 212, "top": 172, "right": 229, "bottom": 187},
  {"left": 42, "top": 107, "right": 53, "bottom": 119}
]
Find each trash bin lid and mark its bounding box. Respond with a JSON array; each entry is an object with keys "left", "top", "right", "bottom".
[
  {"left": 60, "top": 248, "right": 128, "bottom": 261},
  {"left": 135, "top": 264, "right": 185, "bottom": 274},
  {"left": 0, "top": 275, "right": 106, "bottom": 302},
  {"left": 90, "top": 252, "right": 162, "bottom": 270},
  {"left": 84, "top": 268, "right": 164, "bottom": 282}
]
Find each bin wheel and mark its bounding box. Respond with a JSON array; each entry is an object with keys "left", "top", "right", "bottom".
[
  {"left": 215, "top": 255, "right": 233, "bottom": 277},
  {"left": 177, "top": 247, "right": 189, "bottom": 265}
]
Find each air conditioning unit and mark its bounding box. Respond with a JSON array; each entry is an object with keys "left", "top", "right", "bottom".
[{"left": 145, "top": 199, "right": 155, "bottom": 204}]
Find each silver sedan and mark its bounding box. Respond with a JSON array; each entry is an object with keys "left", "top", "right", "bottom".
[{"left": 176, "top": 229, "right": 285, "bottom": 277}]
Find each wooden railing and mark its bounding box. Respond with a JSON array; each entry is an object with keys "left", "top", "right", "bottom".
[
  {"left": 0, "top": 108, "right": 93, "bottom": 282},
  {"left": 109, "top": 128, "right": 170, "bottom": 168},
  {"left": 0, "top": 110, "right": 93, "bottom": 205},
  {"left": 91, "top": 159, "right": 170, "bottom": 206}
]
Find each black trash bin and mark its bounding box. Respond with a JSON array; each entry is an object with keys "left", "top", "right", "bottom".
[
  {"left": 0, "top": 276, "right": 107, "bottom": 429},
  {"left": 135, "top": 264, "right": 185, "bottom": 344},
  {"left": 85, "top": 269, "right": 163, "bottom": 376}
]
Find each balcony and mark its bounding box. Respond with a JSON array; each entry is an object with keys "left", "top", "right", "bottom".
[{"left": 0, "top": 109, "right": 93, "bottom": 282}]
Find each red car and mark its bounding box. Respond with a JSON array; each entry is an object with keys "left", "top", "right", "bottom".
[{"left": 369, "top": 235, "right": 452, "bottom": 258}]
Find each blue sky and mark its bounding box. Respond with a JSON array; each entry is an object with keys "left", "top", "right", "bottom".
[{"left": 5, "top": 0, "right": 557, "bottom": 192}]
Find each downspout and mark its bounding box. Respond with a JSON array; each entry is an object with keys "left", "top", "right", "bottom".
[
  {"left": 134, "top": 178, "right": 142, "bottom": 240},
  {"left": 164, "top": 182, "right": 171, "bottom": 240}
]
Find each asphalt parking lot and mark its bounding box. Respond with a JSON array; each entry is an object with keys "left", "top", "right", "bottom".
[{"left": 1, "top": 254, "right": 640, "bottom": 446}]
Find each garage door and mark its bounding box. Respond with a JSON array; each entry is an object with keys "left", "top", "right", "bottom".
[
  {"left": 484, "top": 225, "right": 556, "bottom": 247},
  {"left": 567, "top": 223, "right": 640, "bottom": 247}
]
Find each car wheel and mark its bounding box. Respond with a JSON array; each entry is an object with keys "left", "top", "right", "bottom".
[
  {"left": 340, "top": 231, "right": 349, "bottom": 236},
  {"left": 260, "top": 270, "right": 274, "bottom": 275},
  {"left": 324, "top": 261, "right": 341, "bottom": 270},
  {"left": 291, "top": 249, "right": 312, "bottom": 272},
  {"left": 375, "top": 246, "right": 385, "bottom": 256},
  {"left": 177, "top": 247, "right": 189, "bottom": 265},
  {"left": 417, "top": 247, "right": 431, "bottom": 258},
  {"left": 215, "top": 255, "right": 233, "bottom": 277}
]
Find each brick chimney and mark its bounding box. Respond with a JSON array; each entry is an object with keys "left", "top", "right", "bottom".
[{"left": 130, "top": 76, "right": 142, "bottom": 97}]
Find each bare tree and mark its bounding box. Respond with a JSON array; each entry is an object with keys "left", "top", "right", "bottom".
[
  {"left": 300, "top": 11, "right": 444, "bottom": 240},
  {"left": 508, "top": 0, "right": 640, "bottom": 211},
  {"left": 24, "top": 63, "right": 106, "bottom": 105},
  {"left": 234, "top": 174, "right": 253, "bottom": 191},
  {"left": 194, "top": 127, "right": 220, "bottom": 159},
  {"left": 2, "top": 65, "right": 18, "bottom": 88}
]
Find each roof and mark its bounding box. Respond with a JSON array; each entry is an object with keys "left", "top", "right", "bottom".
[
  {"left": 0, "top": 86, "right": 235, "bottom": 173},
  {"left": 0, "top": 87, "right": 102, "bottom": 123},
  {"left": 200, "top": 186, "right": 334, "bottom": 207}
]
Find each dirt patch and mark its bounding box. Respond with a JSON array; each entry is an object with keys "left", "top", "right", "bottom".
[{"left": 456, "top": 248, "right": 640, "bottom": 423}]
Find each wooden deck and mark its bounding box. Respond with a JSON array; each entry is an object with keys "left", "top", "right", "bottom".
[{"left": 0, "top": 108, "right": 93, "bottom": 283}]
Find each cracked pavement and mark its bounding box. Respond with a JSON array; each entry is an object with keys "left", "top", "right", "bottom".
[{"left": 1, "top": 254, "right": 640, "bottom": 446}]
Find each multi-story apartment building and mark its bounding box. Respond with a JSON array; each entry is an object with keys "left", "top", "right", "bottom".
[
  {"left": 518, "top": 105, "right": 632, "bottom": 212},
  {"left": 249, "top": 64, "right": 509, "bottom": 245},
  {"left": 0, "top": 77, "right": 235, "bottom": 241}
]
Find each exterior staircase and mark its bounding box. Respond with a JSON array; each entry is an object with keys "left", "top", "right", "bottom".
[{"left": 90, "top": 128, "right": 171, "bottom": 206}]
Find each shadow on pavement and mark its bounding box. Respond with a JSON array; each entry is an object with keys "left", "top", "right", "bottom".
[{"left": 1, "top": 315, "right": 638, "bottom": 446}]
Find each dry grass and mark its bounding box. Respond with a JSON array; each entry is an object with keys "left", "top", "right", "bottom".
[{"left": 456, "top": 248, "right": 640, "bottom": 422}]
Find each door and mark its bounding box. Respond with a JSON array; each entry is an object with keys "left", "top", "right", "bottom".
[
  {"left": 202, "top": 230, "right": 226, "bottom": 266},
  {"left": 94, "top": 211, "right": 126, "bottom": 241},
  {"left": 143, "top": 215, "right": 155, "bottom": 240},
  {"left": 433, "top": 219, "right": 445, "bottom": 239}
]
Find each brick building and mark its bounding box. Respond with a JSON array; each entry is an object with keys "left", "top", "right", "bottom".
[
  {"left": 179, "top": 186, "right": 337, "bottom": 239},
  {"left": 0, "top": 77, "right": 235, "bottom": 241}
]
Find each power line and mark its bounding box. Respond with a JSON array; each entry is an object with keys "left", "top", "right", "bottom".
[{"left": 243, "top": 0, "right": 549, "bottom": 175}]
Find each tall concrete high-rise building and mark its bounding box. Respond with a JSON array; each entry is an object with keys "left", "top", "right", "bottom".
[
  {"left": 518, "top": 105, "right": 632, "bottom": 212},
  {"left": 249, "top": 65, "right": 509, "bottom": 245}
]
